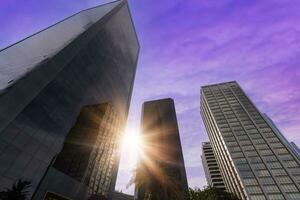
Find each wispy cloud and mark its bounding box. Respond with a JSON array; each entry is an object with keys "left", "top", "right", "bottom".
[
  {"left": 123, "top": 0, "right": 300, "bottom": 193},
  {"left": 1, "top": 0, "right": 300, "bottom": 195}
]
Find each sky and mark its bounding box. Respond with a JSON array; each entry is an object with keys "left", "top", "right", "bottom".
[{"left": 1, "top": 0, "right": 300, "bottom": 195}]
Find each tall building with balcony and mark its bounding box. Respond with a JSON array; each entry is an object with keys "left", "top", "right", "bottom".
[
  {"left": 201, "top": 142, "right": 226, "bottom": 190},
  {"left": 0, "top": 0, "right": 139, "bottom": 199},
  {"left": 200, "top": 81, "right": 300, "bottom": 200},
  {"left": 135, "top": 98, "right": 188, "bottom": 200}
]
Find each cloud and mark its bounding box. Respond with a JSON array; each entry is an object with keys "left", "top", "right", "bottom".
[{"left": 1, "top": 0, "right": 300, "bottom": 193}]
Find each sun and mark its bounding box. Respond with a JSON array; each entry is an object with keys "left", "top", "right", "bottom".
[
  {"left": 122, "top": 128, "right": 142, "bottom": 150},
  {"left": 123, "top": 132, "right": 140, "bottom": 148},
  {"left": 121, "top": 126, "right": 143, "bottom": 166}
]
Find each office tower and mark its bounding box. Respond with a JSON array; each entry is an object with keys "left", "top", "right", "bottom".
[
  {"left": 200, "top": 81, "right": 300, "bottom": 200},
  {"left": 135, "top": 98, "right": 188, "bottom": 200},
  {"left": 0, "top": 0, "right": 139, "bottom": 199},
  {"left": 33, "top": 103, "right": 122, "bottom": 199},
  {"left": 201, "top": 142, "right": 226, "bottom": 190},
  {"left": 112, "top": 191, "right": 134, "bottom": 200}
]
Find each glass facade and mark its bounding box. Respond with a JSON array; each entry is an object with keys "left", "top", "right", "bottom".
[
  {"left": 33, "top": 103, "right": 122, "bottom": 199},
  {"left": 136, "top": 98, "right": 189, "bottom": 200},
  {"left": 0, "top": 1, "right": 139, "bottom": 199},
  {"left": 200, "top": 81, "right": 300, "bottom": 200}
]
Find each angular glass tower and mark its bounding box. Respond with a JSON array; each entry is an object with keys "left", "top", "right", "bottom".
[
  {"left": 200, "top": 81, "right": 300, "bottom": 200},
  {"left": 201, "top": 142, "right": 226, "bottom": 191},
  {"left": 0, "top": 0, "right": 139, "bottom": 198},
  {"left": 136, "top": 98, "right": 188, "bottom": 200}
]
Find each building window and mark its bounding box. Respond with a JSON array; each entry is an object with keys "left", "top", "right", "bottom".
[
  {"left": 264, "top": 132, "right": 275, "bottom": 138},
  {"left": 264, "top": 185, "right": 280, "bottom": 193},
  {"left": 256, "top": 144, "right": 268, "bottom": 149},
  {"left": 268, "top": 138, "right": 280, "bottom": 143},
  {"left": 274, "top": 148, "right": 288, "bottom": 155},
  {"left": 235, "top": 157, "right": 247, "bottom": 164},
  {"left": 260, "top": 150, "right": 273, "bottom": 156},
  {"left": 240, "top": 140, "right": 252, "bottom": 146},
  {"left": 247, "top": 186, "right": 263, "bottom": 194},
  {"left": 286, "top": 161, "right": 299, "bottom": 168},
  {"left": 253, "top": 139, "right": 266, "bottom": 145},
  {"left": 249, "top": 157, "right": 262, "bottom": 164},
  {"left": 268, "top": 162, "right": 282, "bottom": 169},
  {"left": 281, "top": 184, "right": 299, "bottom": 192},
  {"left": 245, "top": 150, "right": 258, "bottom": 157},
  {"left": 244, "top": 145, "right": 255, "bottom": 152},
  {"left": 271, "top": 169, "right": 287, "bottom": 176},
  {"left": 237, "top": 135, "right": 249, "bottom": 141},
  {"left": 229, "top": 146, "right": 241, "bottom": 153},
  {"left": 240, "top": 170, "right": 255, "bottom": 178},
  {"left": 271, "top": 142, "right": 284, "bottom": 149},
  {"left": 266, "top": 194, "right": 284, "bottom": 200},
  {"left": 264, "top": 155, "right": 277, "bottom": 162},
  {"left": 278, "top": 155, "right": 293, "bottom": 161},
  {"left": 231, "top": 152, "right": 244, "bottom": 158},
  {"left": 256, "top": 169, "right": 271, "bottom": 177},
  {"left": 227, "top": 141, "right": 238, "bottom": 147},
  {"left": 288, "top": 167, "right": 300, "bottom": 175},
  {"left": 285, "top": 192, "right": 300, "bottom": 199},
  {"left": 252, "top": 163, "right": 266, "bottom": 170},
  {"left": 276, "top": 176, "right": 293, "bottom": 184},
  {"left": 244, "top": 178, "right": 259, "bottom": 186},
  {"left": 259, "top": 177, "right": 274, "bottom": 185},
  {"left": 238, "top": 164, "right": 251, "bottom": 171},
  {"left": 249, "top": 134, "right": 262, "bottom": 140},
  {"left": 249, "top": 194, "right": 266, "bottom": 200}
]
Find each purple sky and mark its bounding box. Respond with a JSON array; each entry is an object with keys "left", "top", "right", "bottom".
[{"left": 1, "top": 0, "right": 300, "bottom": 195}]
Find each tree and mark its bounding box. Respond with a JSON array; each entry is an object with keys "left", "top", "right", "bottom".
[
  {"left": 188, "top": 186, "right": 240, "bottom": 200},
  {"left": 0, "top": 180, "right": 31, "bottom": 200}
]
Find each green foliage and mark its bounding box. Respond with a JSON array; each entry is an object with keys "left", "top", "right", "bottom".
[
  {"left": 0, "top": 180, "right": 31, "bottom": 200},
  {"left": 188, "top": 186, "right": 240, "bottom": 200}
]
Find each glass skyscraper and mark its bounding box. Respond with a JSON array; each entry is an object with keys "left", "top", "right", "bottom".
[
  {"left": 201, "top": 141, "right": 226, "bottom": 191},
  {"left": 200, "top": 81, "right": 300, "bottom": 200},
  {"left": 136, "top": 98, "right": 188, "bottom": 200},
  {"left": 0, "top": 0, "right": 139, "bottom": 199}
]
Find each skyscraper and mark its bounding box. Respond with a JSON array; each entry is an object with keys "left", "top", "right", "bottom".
[
  {"left": 135, "top": 98, "right": 188, "bottom": 200},
  {"left": 0, "top": 0, "right": 139, "bottom": 198},
  {"left": 201, "top": 142, "right": 226, "bottom": 191},
  {"left": 200, "top": 81, "right": 300, "bottom": 200}
]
